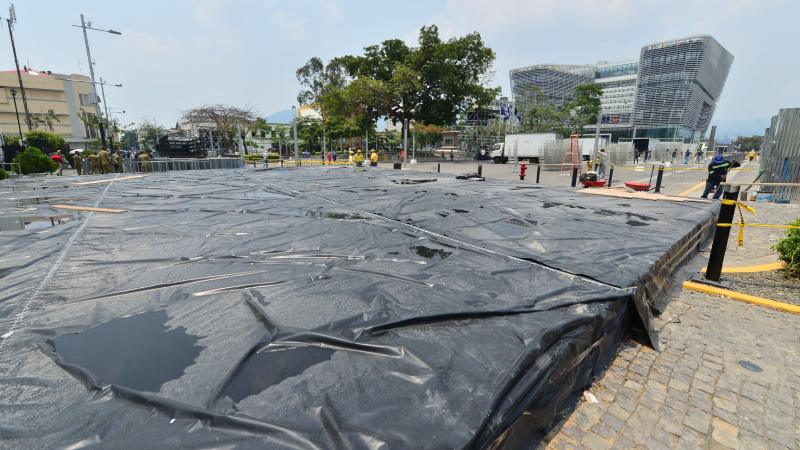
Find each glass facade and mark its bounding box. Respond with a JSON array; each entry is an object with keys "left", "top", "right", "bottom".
[
  {"left": 509, "top": 35, "right": 733, "bottom": 142},
  {"left": 510, "top": 64, "right": 595, "bottom": 110}
]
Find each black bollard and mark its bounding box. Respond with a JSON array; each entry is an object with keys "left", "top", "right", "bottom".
[
  {"left": 654, "top": 165, "right": 665, "bottom": 193},
  {"left": 478, "top": 164, "right": 483, "bottom": 178},
  {"left": 704, "top": 185, "right": 741, "bottom": 282},
  {"left": 437, "top": 163, "right": 440, "bottom": 173},
  {"left": 571, "top": 166, "right": 578, "bottom": 187},
  {"left": 536, "top": 164, "right": 541, "bottom": 184},
  {"left": 607, "top": 166, "right": 614, "bottom": 187}
]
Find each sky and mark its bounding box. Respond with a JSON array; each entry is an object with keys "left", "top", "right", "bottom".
[{"left": 2, "top": 0, "right": 797, "bottom": 139}]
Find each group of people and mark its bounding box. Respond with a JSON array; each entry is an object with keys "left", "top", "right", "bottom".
[
  {"left": 55, "top": 148, "right": 153, "bottom": 175},
  {"left": 70, "top": 148, "right": 125, "bottom": 175},
  {"left": 592, "top": 147, "right": 744, "bottom": 201}
]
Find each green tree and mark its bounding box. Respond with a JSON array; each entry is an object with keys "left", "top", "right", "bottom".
[
  {"left": 137, "top": 120, "right": 166, "bottom": 151},
  {"left": 562, "top": 83, "right": 603, "bottom": 135},
  {"left": 297, "top": 118, "right": 323, "bottom": 152},
  {"left": 518, "top": 85, "right": 566, "bottom": 133},
  {"left": 12, "top": 147, "right": 56, "bottom": 174},
  {"left": 30, "top": 111, "right": 61, "bottom": 131},
  {"left": 23, "top": 131, "right": 66, "bottom": 154},
  {"left": 296, "top": 57, "right": 350, "bottom": 155},
  {"left": 181, "top": 105, "right": 255, "bottom": 152},
  {"left": 270, "top": 125, "right": 289, "bottom": 154},
  {"left": 333, "top": 25, "right": 498, "bottom": 142},
  {"left": 733, "top": 135, "right": 763, "bottom": 151}
]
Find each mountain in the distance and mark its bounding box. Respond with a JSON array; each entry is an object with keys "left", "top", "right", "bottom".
[
  {"left": 712, "top": 117, "right": 770, "bottom": 143},
  {"left": 265, "top": 109, "right": 292, "bottom": 124}
]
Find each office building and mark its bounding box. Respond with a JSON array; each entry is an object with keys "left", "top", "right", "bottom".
[
  {"left": 0, "top": 68, "right": 99, "bottom": 147},
  {"left": 510, "top": 35, "right": 733, "bottom": 142}
]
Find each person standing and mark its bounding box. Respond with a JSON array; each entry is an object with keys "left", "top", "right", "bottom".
[
  {"left": 88, "top": 153, "right": 100, "bottom": 175},
  {"left": 683, "top": 149, "right": 691, "bottom": 165},
  {"left": 262, "top": 148, "right": 269, "bottom": 168},
  {"left": 137, "top": 150, "right": 151, "bottom": 172},
  {"left": 369, "top": 150, "right": 379, "bottom": 167},
  {"left": 701, "top": 155, "right": 740, "bottom": 200},
  {"left": 51, "top": 150, "right": 64, "bottom": 176},
  {"left": 73, "top": 152, "right": 83, "bottom": 176},
  {"left": 112, "top": 152, "right": 123, "bottom": 173},
  {"left": 98, "top": 147, "right": 113, "bottom": 174},
  {"left": 597, "top": 148, "right": 608, "bottom": 179},
  {"left": 695, "top": 146, "right": 703, "bottom": 163},
  {"left": 633, "top": 149, "right": 639, "bottom": 164},
  {"left": 671, "top": 149, "right": 677, "bottom": 164}
]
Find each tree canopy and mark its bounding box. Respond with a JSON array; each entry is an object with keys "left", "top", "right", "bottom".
[
  {"left": 733, "top": 135, "right": 763, "bottom": 151},
  {"left": 297, "top": 25, "right": 498, "bottom": 141},
  {"left": 182, "top": 104, "right": 255, "bottom": 151},
  {"left": 518, "top": 83, "right": 602, "bottom": 136}
]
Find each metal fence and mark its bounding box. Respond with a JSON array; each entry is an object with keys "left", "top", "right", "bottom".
[
  {"left": 122, "top": 158, "right": 245, "bottom": 173},
  {"left": 760, "top": 108, "right": 800, "bottom": 203}
]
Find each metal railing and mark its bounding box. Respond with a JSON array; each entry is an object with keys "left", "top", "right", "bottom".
[{"left": 120, "top": 157, "right": 245, "bottom": 173}]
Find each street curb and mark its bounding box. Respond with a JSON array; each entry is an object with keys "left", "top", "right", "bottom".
[{"left": 682, "top": 280, "right": 800, "bottom": 315}]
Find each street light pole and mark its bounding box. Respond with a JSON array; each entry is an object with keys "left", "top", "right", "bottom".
[
  {"left": 99, "top": 76, "right": 113, "bottom": 149},
  {"left": 291, "top": 106, "right": 299, "bottom": 160},
  {"left": 77, "top": 14, "right": 121, "bottom": 148},
  {"left": 9, "top": 88, "right": 22, "bottom": 140},
  {"left": 79, "top": 14, "right": 105, "bottom": 147}
]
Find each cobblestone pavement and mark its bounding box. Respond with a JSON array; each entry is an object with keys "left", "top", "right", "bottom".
[{"left": 543, "top": 287, "right": 800, "bottom": 450}]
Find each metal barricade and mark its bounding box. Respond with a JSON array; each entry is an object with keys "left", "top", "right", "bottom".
[{"left": 123, "top": 157, "right": 245, "bottom": 173}]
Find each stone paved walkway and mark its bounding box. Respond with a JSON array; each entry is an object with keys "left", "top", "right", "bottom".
[{"left": 543, "top": 286, "right": 800, "bottom": 449}]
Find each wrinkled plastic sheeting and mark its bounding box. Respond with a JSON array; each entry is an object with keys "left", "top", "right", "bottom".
[{"left": 0, "top": 168, "right": 715, "bottom": 448}]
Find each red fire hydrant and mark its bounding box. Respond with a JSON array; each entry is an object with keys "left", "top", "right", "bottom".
[{"left": 519, "top": 161, "right": 527, "bottom": 180}]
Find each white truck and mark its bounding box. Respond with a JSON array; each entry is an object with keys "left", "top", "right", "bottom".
[
  {"left": 491, "top": 133, "right": 609, "bottom": 163},
  {"left": 490, "top": 133, "right": 557, "bottom": 163}
]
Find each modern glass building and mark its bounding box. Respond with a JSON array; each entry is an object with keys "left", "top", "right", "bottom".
[
  {"left": 510, "top": 64, "right": 594, "bottom": 110},
  {"left": 510, "top": 35, "right": 733, "bottom": 142}
]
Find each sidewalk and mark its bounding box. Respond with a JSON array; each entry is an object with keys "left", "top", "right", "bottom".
[{"left": 543, "top": 202, "right": 800, "bottom": 450}]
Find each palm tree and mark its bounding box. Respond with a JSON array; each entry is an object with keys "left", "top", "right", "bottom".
[
  {"left": 31, "top": 111, "right": 61, "bottom": 131},
  {"left": 272, "top": 126, "right": 289, "bottom": 156}
]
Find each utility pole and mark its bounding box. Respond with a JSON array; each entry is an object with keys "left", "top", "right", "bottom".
[
  {"left": 5, "top": 5, "right": 31, "bottom": 131},
  {"left": 99, "top": 76, "right": 112, "bottom": 148},
  {"left": 80, "top": 14, "right": 105, "bottom": 147},
  {"left": 291, "top": 106, "right": 299, "bottom": 160},
  {"left": 77, "top": 14, "right": 121, "bottom": 148}
]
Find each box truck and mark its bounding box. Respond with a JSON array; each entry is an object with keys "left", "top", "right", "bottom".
[{"left": 490, "top": 133, "right": 557, "bottom": 163}]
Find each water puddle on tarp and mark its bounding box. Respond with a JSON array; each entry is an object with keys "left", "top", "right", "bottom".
[
  {"left": 52, "top": 310, "right": 202, "bottom": 392},
  {"left": 413, "top": 245, "right": 452, "bottom": 259},
  {"left": 222, "top": 345, "right": 334, "bottom": 402},
  {"left": 487, "top": 220, "right": 530, "bottom": 237},
  {"left": 0, "top": 215, "right": 72, "bottom": 232},
  {"left": 392, "top": 179, "right": 437, "bottom": 185}
]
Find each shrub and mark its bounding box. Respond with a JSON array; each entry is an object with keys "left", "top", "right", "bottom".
[
  {"left": 267, "top": 154, "right": 280, "bottom": 161},
  {"left": 11, "top": 146, "right": 56, "bottom": 174},
  {"left": 244, "top": 154, "right": 262, "bottom": 162},
  {"left": 773, "top": 217, "right": 800, "bottom": 277},
  {"left": 0, "top": 167, "right": 7, "bottom": 180}
]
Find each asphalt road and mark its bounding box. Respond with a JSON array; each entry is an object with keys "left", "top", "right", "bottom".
[{"left": 378, "top": 159, "right": 760, "bottom": 198}]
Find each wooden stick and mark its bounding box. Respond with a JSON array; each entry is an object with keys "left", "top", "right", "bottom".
[
  {"left": 72, "top": 175, "right": 144, "bottom": 186},
  {"left": 52, "top": 204, "right": 127, "bottom": 213}
]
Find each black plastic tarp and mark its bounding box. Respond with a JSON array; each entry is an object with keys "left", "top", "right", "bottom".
[{"left": 0, "top": 167, "right": 716, "bottom": 448}]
